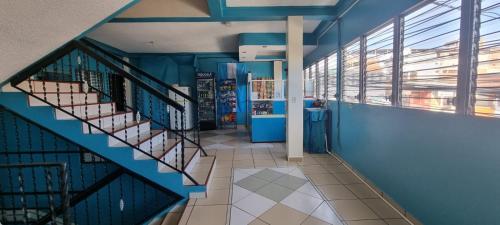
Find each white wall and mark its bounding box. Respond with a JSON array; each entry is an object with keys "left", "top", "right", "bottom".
[{"left": 0, "top": 0, "right": 134, "bottom": 84}]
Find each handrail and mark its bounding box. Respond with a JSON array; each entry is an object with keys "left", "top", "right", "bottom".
[
  {"left": 9, "top": 40, "right": 185, "bottom": 112},
  {"left": 80, "top": 38, "right": 197, "bottom": 104}
]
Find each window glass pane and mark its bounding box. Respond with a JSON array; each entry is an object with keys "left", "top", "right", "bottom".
[
  {"left": 342, "top": 40, "right": 361, "bottom": 103},
  {"left": 312, "top": 65, "right": 317, "bottom": 98},
  {"left": 475, "top": 0, "right": 500, "bottom": 117},
  {"left": 366, "top": 23, "right": 394, "bottom": 105},
  {"left": 401, "top": 0, "right": 461, "bottom": 112},
  {"left": 304, "top": 67, "right": 315, "bottom": 98},
  {"left": 327, "top": 53, "right": 338, "bottom": 100},
  {"left": 318, "top": 59, "right": 326, "bottom": 99}
]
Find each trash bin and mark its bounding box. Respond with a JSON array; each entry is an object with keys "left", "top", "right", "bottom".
[{"left": 304, "top": 108, "right": 328, "bottom": 153}]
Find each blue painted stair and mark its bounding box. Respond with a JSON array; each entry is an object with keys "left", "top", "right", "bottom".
[{"left": 0, "top": 91, "right": 207, "bottom": 198}]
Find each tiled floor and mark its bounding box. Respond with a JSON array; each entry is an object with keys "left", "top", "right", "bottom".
[{"left": 179, "top": 128, "right": 412, "bottom": 225}]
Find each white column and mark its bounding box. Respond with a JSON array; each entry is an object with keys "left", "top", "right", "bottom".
[
  {"left": 273, "top": 61, "right": 283, "bottom": 99},
  {"left": 286, "top": 16, "right": 304, "bottom": 161}
]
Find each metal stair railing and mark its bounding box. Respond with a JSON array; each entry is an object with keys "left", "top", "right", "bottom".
[
  {"left": 8, "top": 40, "right": 199, "bottom": 185},
  {"left": 80, "top": 38, "right": 206, "bottom": 156}
]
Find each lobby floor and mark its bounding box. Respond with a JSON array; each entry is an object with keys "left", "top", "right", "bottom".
[{"left": 177, "top": 128, "right": 412, "bottom": 225}]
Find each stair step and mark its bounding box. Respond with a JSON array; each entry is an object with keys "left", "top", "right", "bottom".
[
  {"left": 106, "top": 120, "right": 151, "bottom": 145},
  {"left": 84, "top": 111, "right": 134, "bottom": 133},
  {"left": 158, "top": 147, "right": 199, "bottom": 173},
  {"left": 3, "top": 80, "right": 81, "bottom": 93},
  {"left": 183, "top": 156, "right": 216, "bottom": 191},
  {"left": 29, "top": 92, "right": 99, "bottom": 106},
  {"left": 56, "top": 102, "right": 116, "bottom": 120},
  {"left": 135, "top": 138, "right": 181, "bottom": 160}
]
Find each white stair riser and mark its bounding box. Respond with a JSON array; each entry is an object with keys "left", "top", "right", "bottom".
[
  {"left": 138, "top": 131, "right": 169, "bottom": 152},
  {"left": 56, "top": 103, "right": 115, "bottom": 120},
  {"left": 83, "top": 112, "right": 134, "bottom": 134},
  {"left": 29, "top": 93, "right": 98, "bottom": 106},
  {"left": 157, "top": 143, "right": 183, "bottom": 172},
  {"left": 136, "top": 142, "right": 180, "bottom": 162},
  {"left": 3, "top": 81, "right": 81, "bottom": 93},
  {"left": 183, "top": 151, "right": 200, "bottom": 174},
  {"left": 107, "top": 122, "right": 151, "bottom": 146}
]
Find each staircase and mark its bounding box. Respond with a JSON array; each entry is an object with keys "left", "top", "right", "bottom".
[{"left": 0, "top": 40, "right": 215, "bottom": 199}]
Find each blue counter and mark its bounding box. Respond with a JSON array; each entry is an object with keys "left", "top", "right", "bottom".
[{"left": 250, "top": 115, "right": 286, "bottom": 142}]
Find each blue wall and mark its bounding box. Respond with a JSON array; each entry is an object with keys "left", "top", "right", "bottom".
[
  {"left": 130, "top": 52, "right": 278, "bottom": 125},
  {"left": 328, "top": 102, "right": 500, "bottom": 225},
  {"left": 302, "top": 0, "right": 500, "bottom": 224}
]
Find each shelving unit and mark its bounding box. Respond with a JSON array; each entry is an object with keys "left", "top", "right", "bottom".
[
  {"left": 218, "top": 79, "right": 237, "bottom": 129},
  {"left": 196, "top": 72, "right": 217, "bottom": 130},
  {"left": 247, "top": 78, "right": 287, "bottom": 142}
]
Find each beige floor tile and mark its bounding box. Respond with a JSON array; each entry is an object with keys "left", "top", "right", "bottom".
[
  {"left": 332, "top": 199, "right": 379, "bottom": 220},
  {"left": 300, "top": 165, "right": 329, "bottom": 175},
  {"left": 362, "top": 199, "right": 401, "bottom": 219},
  {"left": 187, "top": 199, "right": 196, "bottom": 206},
  {"left": 233, "top": 159, "right": 255, "bottom": 168},
  {"left": 308, "top": 173, "right": 341, "bottom": 185},
  {"left": 323, "top": 164, "right": 350, "bottom": 174},
  {"left": 346, "top": 184, "right": 379, "bottom": 199},
  {"left": 253, "top": 153, "right": 274, "bottom": 160},
  {"left": 301, "top": 216, "right": 332, "bottom": 225},
  {"left": 259, "top": 204, "right": 309, "bottom": 225},
  {"left": 234, "top": 153, "right": 253, "bottom": 160},
  {"left": 346, "top": 219, "right": 387, "bottom": 225},
  {"left": 249, "top": 218, "right": 270, "bottom": 225},
  {"left": 178, "top": 206, "right": 192, "bottom": 225},
  {"left": 186, "top": 205, "right": 227, "bottom": 225},
  {"left": 384, "top": 218, "right": 411, "bottom": 225},
  {"left": 215, "top": 160, "right": 233, "bottom": 168},
  {"left": 212, "top": 167, "right": 232, "bottom": 178},
  {"left": 254, "top": 159, "right": 277, "bottom": 168},
  {"left": 318, "top": 184, "right": 357, "bottom": 200},
  {"left": 195, "top": 189, "right": 229, "bottom": 205},
  {"left": 315, "top": 157, "right": 342, "bottom": 165},
  {"left": 299, "top": 157, "right": 320, "bottom": 165},
  {"left": 210, "top": 177, "right": 231, "bottom": 190},
  {"left": 333, "top": 173, "right": 363, "bottom": 184}
]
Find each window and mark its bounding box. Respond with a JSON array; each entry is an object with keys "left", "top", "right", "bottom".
[
  {"left": 475, "top": 0, "right": 500, "bottom": 117},
  {"left": 327, "top": 53, "right": 338, "bottom": 100},
  {"left": 317, "top": 59, "right": 326, "bottom": 99},
  {"left": 342, "top": 40, "right": 361, "bottom": 103},
  {"left": 366, "top": 23, "right": 394, "bottom": 105},
  {"left": 401, "top": 0, "right": 461, "bottom": 112},
  {"left": 304, "top": 67, "right": 315, "bottom": 98}
]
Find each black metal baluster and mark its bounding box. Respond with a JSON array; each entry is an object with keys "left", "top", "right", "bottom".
[
  {"left": 119, "top": 176, "right": 125, "bottom": 225},
  {"left": 83, "top": 54, "right": 89, "bottom": 122},
  {"left": 59, "top": 164, "right": 70, "bottom": 225},
  {"left": 0, "top": 182, "right": 5, "bottom": 222},
  {"left": 148, "top": 95, "right": 153, "bottom": 155},
  {"left": 104, "top": 163, "right": 113, "bottom": 225},
  {"left": 18, "top": 168, "right": 28, "bottom": 225},
  {"left": 91, "top": 154, "right": 102, "bottom": 225},
  {"left": 121, "top": 76, "right": 129, "bottom": 145},
  {"left": 181, "top": 113, "right": 185, "bottom": 171},
  {"left": 96, "top": 60, "right": 102, "bottom": 130},
  {"left": 161, "top": 102, "right": 166, "bottom": 159},
  {"left": 69, "top": 51, "right": 75, "bottom": 115},
  {"left": 174, "top": 106, "right": 178, "bottom": 169},
  {"left": 54, "top": 60, "right": 61, "bottom": 107},
  {"left": 44, "top": 168, "right": 56, "bottom": 225},
  {"left": 109, "top": 70, "right": 116, "bottom": 134},
  {"left": 27, "top": 123, "right": 41, "bottom": 221},
  {"left": 78, "top": 149, "right": 90, "bottom": 225},
  {"left": 42, "top": 67, "right": 47, "bottom": 101},
  {"left": 0, "top": 110, "right": 13, "bottom": 223}
]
